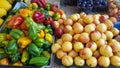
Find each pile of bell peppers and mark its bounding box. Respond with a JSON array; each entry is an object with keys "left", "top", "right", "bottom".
[{"left": 0, "top": 1, "right": 63, "bottom": 66}]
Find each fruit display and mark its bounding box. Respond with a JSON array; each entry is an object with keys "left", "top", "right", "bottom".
[
  {"left": 93, "top": 0, "right": 107, "bottom": 11},
  {"left": 52, "top": 12, "right": 120, "bottom": 67},
  {"left": 77, "top": 0, "right": 93, "bottom": 13},
  {"left": 108, "top": 0, "right": 120, "bottom": 21},
  {"left": 77, "top": 0, "right": 108, "bottom": 13},
  {"left": 0, "top": 0, "right": 12, "bottom": 26},
  {"left": 0, "top": 0, "right": 67, "bottom": 67}
]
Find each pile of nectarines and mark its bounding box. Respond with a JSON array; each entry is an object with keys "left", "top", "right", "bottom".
[{"left": 52, "top": 12, "right": 120, "bottom": 67}]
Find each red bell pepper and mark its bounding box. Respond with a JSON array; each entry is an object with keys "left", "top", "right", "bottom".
[
  {"left": 8, "top": 15, "right": 24, "bottom": 28},
  {"left": 44, "top": 17, "right": 53, "bottom": 25},
  {"left": 51, "top": 4, "right": 58, "bottom": 12},
  {"left": 32, "top": 11, "right": 45, "bottom": 23},
  {"left": 31, "top": 0, "right": 46, "bottom": 9}
]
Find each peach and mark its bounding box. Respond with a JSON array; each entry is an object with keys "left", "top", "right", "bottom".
[
  {"left": 78, "top": 18, "right": 86, "bottom": 26},
  {"left": 110, "top": 56, "right": 120, "bottom": 66},
  {"left": 98, "top": 56, "right": 110, "bottom": 67},
  {"left": 80, "top": 12, "right": 86, "bottom": 19},
  {"left": 62, "top": 55, "right": 73, "bottom": 66},
  {"left": 110, "top": 27, "right": 119, "bottom": 36},
  {"left": 63, "top": 25, "right": 72, "bottom": 33},
  {"left": 101, "top": 33, "right": 107, "bottom": 40},
  {"left": 109, "top": 17, "right": 117, "bottom": 24},
  {"left": 61, "top": 13, "right": 67, "bottom": 20},
  {"left": 62, "top": 41, "right": 72, "bottom": 52},
  {"left": 73, "top": 42, "right": 84, "bottom": 52},
  {"left": 90, "top": 30, "right": 101, "bottom": 41},
  {"left": 84, "top": 24, "right": 95, "bottom": 33},
  {"left": 99, "top": 45, "right": 113, "bottom": 57},
  {"left": 51, "top": 43, "right": 61, "bottom": 53},
  {"left": 86, "top": 57, "right": 97, "bottom": 67},
  {"left": 96, "top": 23, "right": 107, "bottom": 32},
  {"left": 109, "top": 39, "right": 120, "bottom": 52},
  {"left": 69, "top": 14, "right": 78, "bottom": 22},
  {"left": 93, "top": 50, "right": 101, "bottom": 59},
  {"left": 58, "top": 19, "right": 64, "bottom": 25},
  {"left": 93, "top": 14, "right": 101, "bottom": 20},
  {"left": 96, "top": 38, "right": 106, "bottom": 48},
  {"left": 104, "top": 20, "right": 113, "bottom": 29},
  {"left": 83, "top": 14, "right": 93, "bottom": 24},
  {"left": 99, "top": 15, "right": 107, "bottom": 23},
  {"left": 86, "top": 42, "right": 97, "bottom": 52},
  {"left": 68, "top": 50, "right": 78, "bottom": 58},
  {"left": 56, "top": 39, "right": 63, "bottom": 45},
  {"left": 79, "top": 32, "right": 90, "bottom": 43},
  {"left": 105, "top": 31, "right": 113, "bottom": 40},
  {"left": 73, "top": 34, "right": 80, "bottom": 42},
  {"left": 51, "top": 21, "right": 59, "bottom": 29},
  {"left": 56, "top": 49, "right": 67, "bottom": 59},
  {"left": 93, "top": 20, "right": 100, "bottom": 25},
  {"left": 64, "top": 18, "right": 73, "bottom": 26},
  {"left": 80, "top": 48, "right": 92, "bottom": 59},
  {"left": 61, "top": 33, "right": 72, "bottom": 42},
  {"left": 73, "top": 23, "right": 84, "bottom": 34},
  {"left": 74, "top": 56, "right": 85, "bottom": 66}
]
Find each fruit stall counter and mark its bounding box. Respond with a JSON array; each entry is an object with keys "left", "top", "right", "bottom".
[{"left": 0, "top": 0, "right": 120, "bottom": 68}]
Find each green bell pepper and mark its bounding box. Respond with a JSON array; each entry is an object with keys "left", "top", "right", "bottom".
[
  {"left": 26, "top": 15, "right": 38, "bottom": 40},
  {"left": 10, "top": 29, "right": 24, "bottom": 40},
  {"left": 42, "top": 51, "right": 50, "bottom": 59},
  {"left": 0, "top": 48, "right": 5, "bottom": 54},
  {"left": 6, "top": 39, "right": 18, "bottom": 55},
  {"left": 29, "top": 57, "right": 49, "bottom": 66},
  {"left": 33, "top": 38, "right": 45, "bottom": 48},
  {"left": 0, "top": 42, "right": 5, "bottom": 48},
  {"left": 46, "top": 3, "right": 51, "bottom": 11},
  {"left": 39, "top": 48, "right": 43, "bottom": 56},
  {"left": 0, "top": 33, "right": 7, "bottom": 42},
  {"left": 43, "top": 40, "right": 51, "bottom": 49},
  {"left": 27, "top": 43, "right": 40, "bottom": 57},
  {"left": 10, "top": 52, "right": 20, "bottom": 63},
  {"left": 37, "top": 24, "right": 46, "bottom": 30},
  {"left": 45, "top": 25, "right": 53, "bottom": 35},
  {"left": 39, "top": 8, "right": 50, "bottom": 19},
  {"left": 52, "top": 12, "right": 61, "bottom": 21}
]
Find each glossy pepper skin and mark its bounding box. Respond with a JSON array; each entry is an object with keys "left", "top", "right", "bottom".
[
  {"left": 10, "top": 29, "right": 24, "bottom": 40},
  {"left": 26, "top": 15, "right": 38, "bottom": 40},
  {"left": 32, "top": 11, "right": 45, "bottom": 23},
  {"left": 29, "top": 57, "right": 49, "bottom": 66},
  {"left": 46, "top": 3, "right": 51, "bottom": 11},
  {"left": 21, "top": 50, "right": 29, "bottom": 63},
  {"left": 45, "top": 33, "right": 53, "bottom": 43},
  {"left": 17, "top": 37, "right": 32, "bottom": 49},
  {"left": 51, "top": 4, "right": 58, "bottom": 12},
  {"left": 10, "top": 52, "right": 20, "bottom": 63},
  {"left": 28, "top": 3, "right": 38, "bottom": 10},
  {"left": 31, "top": 0, "right": 46, "bottom": 9},
  {"left": 8, "top": 15, "right": 24, "bottom": 28},
  {"left": 0, "top": 33, "right": 7, "bottom": 42},
  {"left": 44, "top": 17, "right": 53, "bottom": 25},
  {"left": 27, "top": 43, "right": 40, "bottom": 57},
  {"left": 52, "top": 12, "right": 61, "bottom": 21},
  {"left": 33, "top": 38, "right": 45, "bottom": 48},
  {"left": 6, "top": 39, "right": 18, "bottom": 55}
]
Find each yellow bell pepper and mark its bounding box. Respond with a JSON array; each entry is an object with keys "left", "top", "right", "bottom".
[
  {"left": 0, "top": 58, "right": 9, "bottom": 65},
  {"left": 19, "top": 9, "right": 32, "bottom": 18},
  {"left": 0, "top": 8, "right": 7, "bottom": 17},
  {"left": 0, "top": 18, "right": 4, "bottom": 25},
  {"left": 48, "top": 11, "right": 54, "bottom": 16},
  {"left": 12, "top": 61, "right": 23, "bottom": 66},
  {"left": 38, "top": 30, "right": 45, "bottom": 38},
  {"left": 0, "top": 0, "right": 12, "bottom": 11},
  {"left": 45, "top": 33, "right": 53, "bottom": 43},
  {"left": 18, "top": 37, "right": 32, "bottom": 49},
  {"left": 28, "top": 3, "right": 38, "bottom": 10},
  {"left": 21, "top": 50, "right": 29, "bottom": 63}
]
